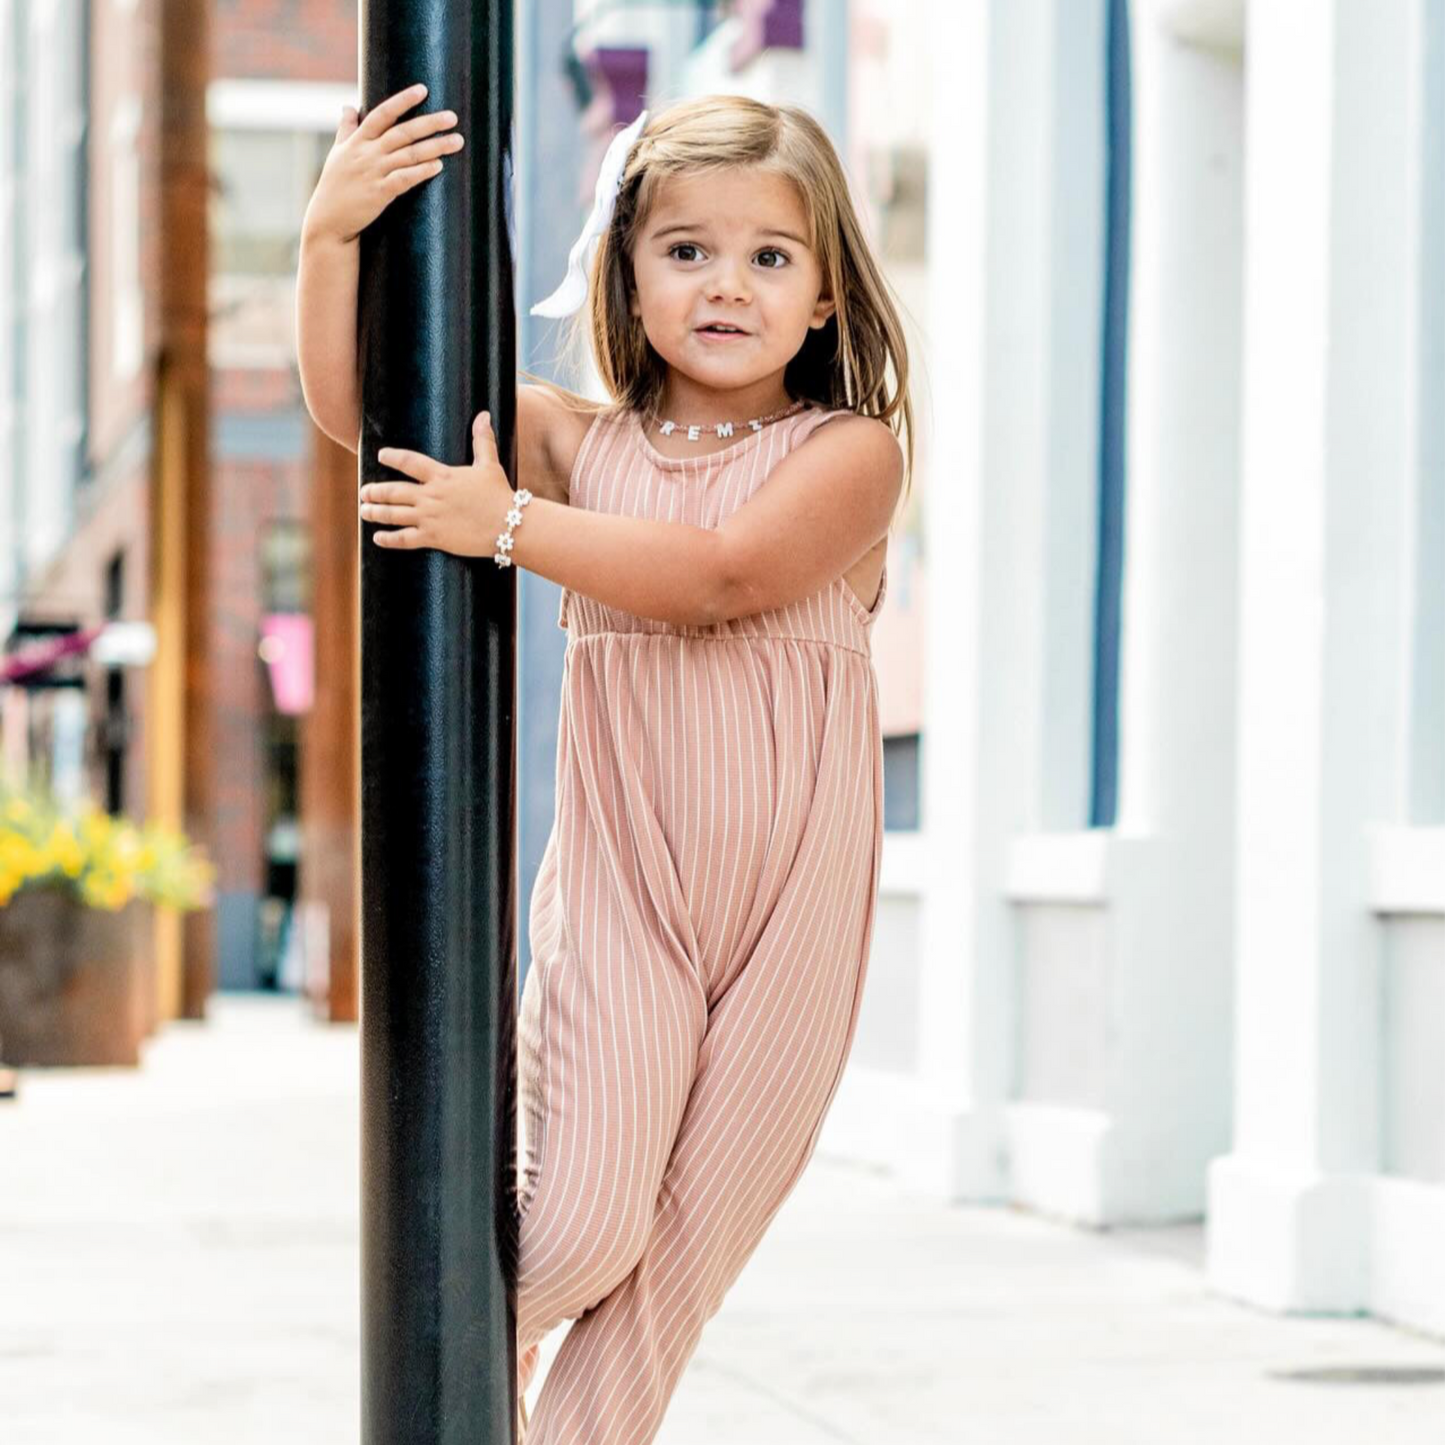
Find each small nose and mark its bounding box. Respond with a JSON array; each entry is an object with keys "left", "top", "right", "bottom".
[{"left": 706, "top": 257, "right": 750, "bottom": 303}]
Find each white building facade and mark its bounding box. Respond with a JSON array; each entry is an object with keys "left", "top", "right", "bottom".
[{"left": 558, "top": 0, "right": 1445, "bottom": 1341}]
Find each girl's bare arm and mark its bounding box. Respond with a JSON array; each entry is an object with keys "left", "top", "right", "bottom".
[
  {"left": 296, "top": 222, "right": 362, "bottom": 452},
  {"left": 296, "top": 83, "right": 461, "bottom": 454},
  {"left": 296, "top": 87, "right": 575, "bottom": 503}
]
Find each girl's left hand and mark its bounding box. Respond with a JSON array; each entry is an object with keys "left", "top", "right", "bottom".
[{"left": 362, "top": 410, "right": 510, "bottom": 558}]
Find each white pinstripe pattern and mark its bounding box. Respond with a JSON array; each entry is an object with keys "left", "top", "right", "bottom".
[{"left": 518, "top": 404, "right": 887, "bottom": 1442}]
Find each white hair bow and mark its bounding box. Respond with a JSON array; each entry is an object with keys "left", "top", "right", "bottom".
[{"left": 530, "top": 109, "right": 650, "bottom": 319}]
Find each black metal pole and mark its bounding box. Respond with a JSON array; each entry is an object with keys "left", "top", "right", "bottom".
[{"left": 357, "top": 2, "right": 519, "bottom": 1440}]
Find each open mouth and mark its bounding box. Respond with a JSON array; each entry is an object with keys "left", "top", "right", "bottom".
[{"left": 696, "top": 325, "right": 750, "bottom": 339}]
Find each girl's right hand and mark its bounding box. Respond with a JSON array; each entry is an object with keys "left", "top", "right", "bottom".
[{"left": 302, "top": 82, "right": 465, "bottom": 245}]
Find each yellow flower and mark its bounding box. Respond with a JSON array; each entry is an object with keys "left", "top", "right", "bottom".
[
  {"left": 46, "top": 823, "right": 84, "bottom": 877},
  {"left": 0, "top": 786, "right": 214, "bottom": 912}
]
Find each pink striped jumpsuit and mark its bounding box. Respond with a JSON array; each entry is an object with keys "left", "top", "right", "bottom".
[{"left": 515, "top": 401, "right": 888, "bottom": 1443}]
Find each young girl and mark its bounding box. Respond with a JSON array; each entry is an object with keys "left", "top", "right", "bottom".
[{"left": 299, "top": 88, "right": 914, "bottom": 1444}]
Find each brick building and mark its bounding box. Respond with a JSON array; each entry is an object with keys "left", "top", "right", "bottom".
[
  {"left": 0, "top": 0, "right": 357, "bottom": 993},
  {"left": 204, "top": 2, "right": 358, "bottom": 987},
  {"left": 1, "top": 0, "right": 158, "bottom": 817}
]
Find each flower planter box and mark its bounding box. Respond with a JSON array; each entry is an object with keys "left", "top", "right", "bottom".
[{"left": 0, "top": 888, "right": 152, "bottom": 1067}]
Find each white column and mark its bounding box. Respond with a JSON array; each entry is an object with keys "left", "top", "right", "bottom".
[
  {"left": 1108, "top": 0, "right": 1246, "bottom": 1219},
  {"left": 903, "top": 0, "right": 1108, "bottom": 1198},
  {"left": 1411, "top": 0, "right": 1445, "bottom": 824},
  {"left": 889, "top": 0, "right": 996, "bottom": 1197},
  {"left": 1208, "top": 0, "right": 1420, "bottom": 1312},
  {"left": 1002, "top": 0, "right": 1247, "bottom": 1226},
  {"left": 1115, "top": 3, "right": 1244, "bottom": 848}
]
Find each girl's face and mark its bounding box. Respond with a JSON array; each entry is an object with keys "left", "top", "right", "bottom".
[{"left": 629, "top": 166, "right": 836, "bottom": 408}]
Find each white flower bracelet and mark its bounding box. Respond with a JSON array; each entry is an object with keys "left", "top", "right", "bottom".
[{"left": 492, "top": 488, "right": 534, "bottom": 567}]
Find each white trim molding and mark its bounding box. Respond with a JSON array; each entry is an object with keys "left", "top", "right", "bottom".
[
  {"left": 207, "top": 79, "right": 360, "bottom": 133},
  {"left": 1367, "top": 825, "right": 1445, "bottom": 915}
]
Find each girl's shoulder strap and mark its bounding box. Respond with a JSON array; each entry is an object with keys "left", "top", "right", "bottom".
[{"left": 788, "top": 403, "right": 857, "bottom": 448}]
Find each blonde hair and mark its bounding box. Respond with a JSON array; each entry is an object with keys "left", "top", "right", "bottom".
[{"left": 523, "top": 94, "right": 916, "bottom": 517}]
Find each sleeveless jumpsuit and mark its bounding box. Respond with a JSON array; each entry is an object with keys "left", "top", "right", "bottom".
[{"left": 515, "top": 401, "right": 889, "bottom": 1443}]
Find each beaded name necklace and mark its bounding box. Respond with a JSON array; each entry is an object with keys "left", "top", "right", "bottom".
[{"left": 645, "top": 398, "right": 806, "bottom": 442}]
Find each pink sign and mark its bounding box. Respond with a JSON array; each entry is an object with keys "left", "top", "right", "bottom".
[{"left": 260, "top": 613, "right": 314, "bottom": 715}]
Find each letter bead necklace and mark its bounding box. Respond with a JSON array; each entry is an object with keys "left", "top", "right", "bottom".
[{"left": 647, "top": 398, "right": 806, "bottom": 442}]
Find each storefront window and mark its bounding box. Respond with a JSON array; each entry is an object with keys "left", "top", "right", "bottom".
[{"left": 209, "top": 127, "right": 332, "bottom": 368}]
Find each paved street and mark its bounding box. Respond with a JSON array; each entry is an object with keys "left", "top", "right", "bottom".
[{"left": 1, "top": 992, "right": 1442, "bottom": 1443}]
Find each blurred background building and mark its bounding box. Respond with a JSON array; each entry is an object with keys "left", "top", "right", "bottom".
[{"left": 0, "top": 0, "right": 1441, "bottom": 1342}]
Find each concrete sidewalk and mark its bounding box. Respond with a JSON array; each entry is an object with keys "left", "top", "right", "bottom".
[{"left": 1, "top": 992, "right": 1442, "bottom": 1443}]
